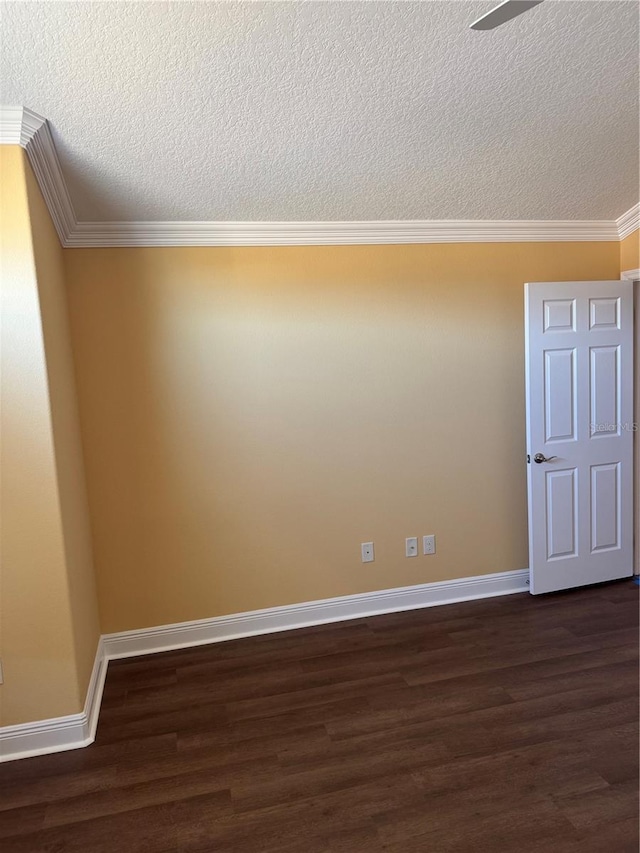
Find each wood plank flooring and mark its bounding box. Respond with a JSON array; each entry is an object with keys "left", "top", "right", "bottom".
[{"left": 1, "top": 581, "right": 638, "bottom": 852}]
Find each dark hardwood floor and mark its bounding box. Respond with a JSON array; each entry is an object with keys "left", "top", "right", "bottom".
[{"left": 1, "top": 581, "right": 638, "bottom": 852}]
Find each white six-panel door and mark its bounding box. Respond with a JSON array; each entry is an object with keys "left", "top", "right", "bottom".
[{"left": 525, "top": 281, "right": 634, "bottom": 595}]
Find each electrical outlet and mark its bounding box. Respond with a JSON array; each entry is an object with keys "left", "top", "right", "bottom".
[
  {"left": 423, "top": 534, "right": 436, "bottom": 555},
  {"left": 361, "top": 542, "right": 375, "bottom": 563},
  {"left": 405, "top": 537, "right": 418, "bottom": 557}
]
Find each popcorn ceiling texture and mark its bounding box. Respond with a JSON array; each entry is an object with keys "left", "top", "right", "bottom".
[{"left": 1, "top": 1, "right": 638, "bottom": 223}]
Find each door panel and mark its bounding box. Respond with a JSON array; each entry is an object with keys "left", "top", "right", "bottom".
[
  {"left": 544, "top": 348, "right": 576, "bottom": 442},
  {"left": 545, "top": 468, "right": 578, "bottom": 560},
  {"left": 525, "top": 280, "right": 633, "bottom": 594},
  {"left": 590, "top": 346, "right": 619, "bottom": 435},
  {"left": 590, "top": 462, "right": 620, "bottom": 553}
]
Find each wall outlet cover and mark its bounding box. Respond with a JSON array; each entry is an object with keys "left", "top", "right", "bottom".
[
  {"left": 361, "top": 542, "right": 375, "bottom": 563},
  {"left": 406, "top": 537, "right": 418, "bottom": 557},
  {"left": 423, "top": 535, "right": 436, "bottom": 555}
]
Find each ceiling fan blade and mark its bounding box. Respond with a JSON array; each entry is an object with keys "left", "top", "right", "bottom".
[{"left": 470, "top": 0, "right": 544, "bottom": 30}]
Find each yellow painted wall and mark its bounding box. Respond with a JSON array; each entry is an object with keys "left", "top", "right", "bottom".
[
  {"left": 64, "top": 241, "right": 620, "bottom": 633},
  {"left": 0, "top": 147, "right": 100, "bottom": 728},
  {"left": 620, "top": 228, "right": 639, "bottom": 273},
  {"left": 23, "top": 156, "right": 101, "bottom": 714}
]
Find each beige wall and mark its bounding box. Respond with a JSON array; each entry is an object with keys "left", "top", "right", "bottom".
[
  {"left": 0, "top": 147, "right": 100, "bottom": 727},
  {"left": 0, "top": 141, "right": 632, "bottom": 725},
  {"left": 64, "top": 242, "right": 620, "bottom": 633},
  {"left": 620, "top": 228, "right": 639, "bottom": 273},
  {"left": 23, "top": 155, "right": 101, "bottom": 713}
]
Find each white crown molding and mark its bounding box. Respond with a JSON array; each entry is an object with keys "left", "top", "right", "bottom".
[
  {"left": 0, "top": 639, "right": 107, "bottom": 762},
  {"left": 101, "top": 568, "right": 529, "bottom": 659},
  {"left": 67, "top": 219, "right": 620, "bottom": 247},
  {"left": 0, "top": 106, "right": 75, "bottom": 245},
  {"left": 617, "top": 203, "right": 640, "bottom": 240},
  {"left": 0, "top": 105, "right": 46, "bottom": 146},
  {"left": 1, "top": 106, "right": 636, "bottom": 248}
]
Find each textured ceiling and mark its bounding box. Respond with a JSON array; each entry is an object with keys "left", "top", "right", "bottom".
[{"left": 1, "top": 1, "right": 638, "bottom": 223}]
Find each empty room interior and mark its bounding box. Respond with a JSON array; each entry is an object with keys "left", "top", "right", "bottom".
[{"left": 1, "top": 1, "right": 639, "bottom": 851}]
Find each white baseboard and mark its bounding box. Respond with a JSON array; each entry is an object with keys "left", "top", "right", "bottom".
[
  {"left": 0, "top": 569, "right": 529, "bottom": 761},
  {"left": 84, "top": 638, "right": 108, "bottom": 742},
  {"left": 102, "top": 569, "right": 530, "bottom": 659},
  {"left": 0, "top": 639, "right": 108, "bottom": 763}
]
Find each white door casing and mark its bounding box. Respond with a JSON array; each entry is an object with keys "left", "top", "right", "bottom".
[
  {"left": 525, "top": 281, "right": 634, "bottom": 595},
  {"left": 635, "top": 279, "right": 640, "bottom": 577},
  {"left": 627, "top": 275, "right": 640, "bottom": 576}
]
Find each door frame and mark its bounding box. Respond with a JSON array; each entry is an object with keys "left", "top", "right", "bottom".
[{"left": 620, "top": 268, "right": 640, "bottom": 576}]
